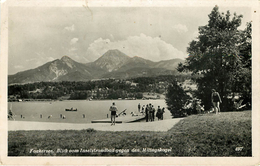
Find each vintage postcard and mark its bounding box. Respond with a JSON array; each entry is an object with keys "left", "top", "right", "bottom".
[{"left": 0, "top": 0, "right": 259, "bottom": 165}]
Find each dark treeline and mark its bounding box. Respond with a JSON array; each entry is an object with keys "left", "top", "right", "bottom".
[
  {"left": 8, "top": 74, "right": 191, "bottom": 100},
  {"left": 167, "top": 6, "right": 252, "bottom": 116}
]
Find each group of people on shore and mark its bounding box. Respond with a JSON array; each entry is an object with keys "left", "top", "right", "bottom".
[
  {"left": 109, "top": 102, "right": 166, "bottom": 125},
  {"left": 138, "top": 103, "right": 165, "bottom": 122}
]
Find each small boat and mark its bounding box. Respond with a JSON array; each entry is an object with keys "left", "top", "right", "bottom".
[{"left": 65, "top": 108, "right": 77, "bottom": 111}]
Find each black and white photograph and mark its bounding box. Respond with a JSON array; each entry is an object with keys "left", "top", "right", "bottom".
[{"left": 1, "top": 0, "right": 259, "bottom": 165}]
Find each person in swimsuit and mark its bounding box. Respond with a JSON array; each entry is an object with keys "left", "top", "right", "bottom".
[
  {"left": 211, "top": 89, "right": 222, "bottom": 114},
  {"left": 138, "top": 103, "right": 141, "bottom": 112},
  {"left": 109, "top": 102, "right": 118, "bottom": 125}
]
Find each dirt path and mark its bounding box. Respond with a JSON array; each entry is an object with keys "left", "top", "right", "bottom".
[{"left": 8, "top": 118, "right": 183, "bottom": 132}]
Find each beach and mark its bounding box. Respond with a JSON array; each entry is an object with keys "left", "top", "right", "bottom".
[{"left": 8, "top": 118, "right": 183, "bottom": 131}]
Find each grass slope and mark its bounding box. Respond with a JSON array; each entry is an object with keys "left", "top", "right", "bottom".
[{"left": 8, "top": 111, "right": 251, "bottom": 156}]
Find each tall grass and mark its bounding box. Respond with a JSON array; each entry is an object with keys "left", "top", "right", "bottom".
[{"left": 8, "top": 111, "right": 251, "bottom": 156}]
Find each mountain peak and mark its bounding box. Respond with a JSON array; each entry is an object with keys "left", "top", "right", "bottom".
[
  {"left": 94, "top": 49, "right": 131, "bottom": 72},
  {"left": 106, "top": 49, "right": 121, "bottom": 53},
  {"left": 61, "top": 55, "right": 72, "bottom": 61},
  {"left": 8, "top": 50, "right": 184, "bottom": 84},
  {"left": 102, "top": 49, "right": 129, "bottom": 58},
  {"left": 132, "top": 56, "right": 144, "bottom": 60},
  {"left": 60, "top": 55, "right": 75, "bottom": 68}
]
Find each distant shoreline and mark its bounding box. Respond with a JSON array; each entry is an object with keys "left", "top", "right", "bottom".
[{"left": 8, "top": 98, "right": 165, "bottom": 103}]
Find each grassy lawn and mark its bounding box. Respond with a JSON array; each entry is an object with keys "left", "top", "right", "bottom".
[{"left": 8, "top": 111, "right": 251, "bottom": 156}]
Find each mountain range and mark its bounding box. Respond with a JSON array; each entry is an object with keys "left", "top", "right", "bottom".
[{"left": 8, "top": 49, "right": 184, "bottom": 84}]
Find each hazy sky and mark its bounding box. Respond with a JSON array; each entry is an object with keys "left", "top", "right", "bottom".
[{"left": 8, "top": 6, "right": 251, "bottom": 74}]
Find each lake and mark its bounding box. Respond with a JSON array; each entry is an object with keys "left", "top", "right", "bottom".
[{"left": 8, "top": 99, "right": 172, "bottom": 123}]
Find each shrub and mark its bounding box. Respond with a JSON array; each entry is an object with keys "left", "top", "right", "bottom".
[{"left": 165, "top": 81, "right": 190, "bottom": 117}]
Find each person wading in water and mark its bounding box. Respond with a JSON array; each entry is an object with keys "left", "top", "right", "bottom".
[{"left": 211, "top": 89, "right": 222, "bottom": 114}]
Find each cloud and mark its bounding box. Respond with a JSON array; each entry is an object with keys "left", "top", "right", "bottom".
[
  {"left": 28, "top": 56, "right": 55, "bottom": 67},
  {"left": 85, "top": 33, "right": 187, "bottom": 62},
  {"left": 26, "top": 58, "right": 36, "bottom": 62},
  {"left": 69, "top": 47, "right": 78, "bottom": 52},
  {"left": 172, "top": 24, "right": 188, "bottom": 33},
  {"left": 109, "top": 34, "right": 115, "bottom": 41},
  {"left": 70, "top": 38, "right": 78, "bottom": 45},
  {"left": 64, "top": 24, "right": 75, "bottom": 32},
  {"left": 14, "top": 65, "right": 24, "bottom": 69}
]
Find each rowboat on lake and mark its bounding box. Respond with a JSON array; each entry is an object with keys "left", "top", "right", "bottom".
[{"left": 65, "top": 108, "right": 77, "bottom": 111}]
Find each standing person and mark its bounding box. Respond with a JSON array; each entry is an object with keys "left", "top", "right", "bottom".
[
  {"left": 145, "top": 104, "right": 149, "bottom": 122},
  {"left": 141, "top": 105, "right": 145, "bottom": 115},
  {"left": 109, "top": 102, "right": 118, "bottom": 125},
  {"left": 156, "top": 106, "right": 162, "bottom": 120},
  {"left": 211, "top": 89, "right": 222, "bottom": 114},
  {"left": 138, "top": 103, "right": 141, "bottom": 112},
  {"left": 161, "top": 107, "right": 165, "bottom": 120},
  {"left": 152, "top": 105, "right": 155, "bottom": 121},
  {"left": 148, "top": 103, "right": 153, "bottom": 121}
]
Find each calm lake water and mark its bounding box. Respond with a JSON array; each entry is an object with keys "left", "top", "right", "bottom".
[{"left": 8, "top": 100, "right": 172, "bottom": 123}]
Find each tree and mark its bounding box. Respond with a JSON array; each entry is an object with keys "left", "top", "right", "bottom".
[
  {"left": 165, "top": 81, "right": 190, "bottom": 117},
  {"left": 178, "top": 6, "right": 251, "bottom": 111}
]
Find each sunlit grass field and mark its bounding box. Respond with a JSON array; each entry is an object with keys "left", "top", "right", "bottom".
[{"left": 8, "top": 111, "right": 251, "bottom": 156}]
